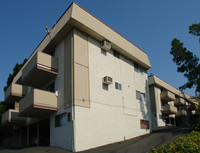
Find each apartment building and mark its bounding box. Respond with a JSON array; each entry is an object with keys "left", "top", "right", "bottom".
[
  {"left": 148, "top": 74, "right": 198, "bottom": 127},
  {"left": 1, "top": 2, "right": 152, "bottom": 152}
]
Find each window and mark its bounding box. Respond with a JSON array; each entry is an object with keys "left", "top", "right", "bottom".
[
  {"left": 113, "top": 50, "right": 120, "bottom": 58},
  {"left": 134, "top": 63, "right": 143, "bottom": 75},
  {"left": 115, "top": 82, "right": 122, "bottom": 90},
  {"left": 55, "top": 113, "right": 67, "bottom": 128},
  {"left": 136, "top": 91, "right": 145, "bottom": 102},
  {"left": 140, "top": 120, "right": 149, "bottom": 129},
  {"left": 46, "top": 82, "right": 55, "bottom": 93}
]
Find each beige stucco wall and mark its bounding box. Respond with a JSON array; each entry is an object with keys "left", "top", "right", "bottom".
[
  {"left": 50, "top": 107, "right": 73, "bottom": 150},
  {"left": 50, "top": 34, "right": 73, "bottom": 150},
  {"left": 64, "top": 31, "right": 73, "bottom": 108},
  {"left": 8, "top": 2, "right": 153, "bottom": 151},
  {"left": 149, "top": 85, "right": 165, "bottom": 127},
  {"left": 74, "top": 34, "right": 151, "bottom": 152}
]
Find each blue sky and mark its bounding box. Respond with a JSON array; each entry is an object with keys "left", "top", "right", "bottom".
[{"left": 0, "top": 0, "right": 200, "bottom": 101}]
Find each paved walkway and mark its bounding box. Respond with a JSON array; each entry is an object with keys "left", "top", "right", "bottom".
[{"left": 0, "top": 127, "right": 192, "bottom": 153}]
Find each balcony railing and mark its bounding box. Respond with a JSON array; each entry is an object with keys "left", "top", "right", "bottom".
[
  {"left": 174, "top": 98, "right": 186, "bottom": 106},
  {"left": 160, "top": 91, "right": 175, "bottom": 102},
  {"left": 4, "top": 84, "right": 27, "bottom": 104},
  {"left": 1, "top": 109, "right": 26, "bottom": 126},
  {"left": 161, "top": 105, "right": 177, "bottom": 115},
  {"left": 19, "top": 88, "right": 57, "bottom": 118},
  {"left": 22, "top": 52, "right": 58, "bottom": 88},
  {"left": 175, "top": 110, "right": 187, "bottom": 117}
]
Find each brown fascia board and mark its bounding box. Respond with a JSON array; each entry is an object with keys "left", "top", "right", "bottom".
[
  {"left": 13, "top": 2, "right": 151, "bottom": 84},
  {"left": 148, "top": 74, "right": 183, "bottom": 95},
  {"left": 148, "top": 75, "right": 180, "bottom": 94},
  {"left": 148, "top": 75, "right": 197, "bottom": 104},
  {"left": 70, "top": 3, "right": 151, "bottom": 69}
]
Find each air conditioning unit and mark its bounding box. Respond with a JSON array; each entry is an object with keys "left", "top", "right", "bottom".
[
  {"left": 103, "top": 76, "right": 112, "bottom": 85},
  {"left": 101, "top": 40, "right": 111, "bottom": 51}
]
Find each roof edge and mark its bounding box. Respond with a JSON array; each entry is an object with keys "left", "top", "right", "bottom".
[{"left": 72, "top": 2, "right": 148, "bottom": 55}]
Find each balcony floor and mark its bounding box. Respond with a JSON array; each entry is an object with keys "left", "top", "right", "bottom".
[{"left": 19, "top": 105, "right": 57, "bottom": 118}]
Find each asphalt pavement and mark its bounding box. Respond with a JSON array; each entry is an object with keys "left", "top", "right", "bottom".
[{"left": 0, "top": 126, "right": 192, "bottom": 153}]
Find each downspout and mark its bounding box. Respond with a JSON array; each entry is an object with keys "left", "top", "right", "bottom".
[{"left": 71, "top": 29, "right": 76, "bottom": 152}]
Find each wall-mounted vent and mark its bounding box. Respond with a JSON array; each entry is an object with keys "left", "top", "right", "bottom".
[
  {"left": 103, "top": 76, "right": 112, "bottom": 85},
  {"left": 101, "top": 40, "right": 111, "bottom": 51}
]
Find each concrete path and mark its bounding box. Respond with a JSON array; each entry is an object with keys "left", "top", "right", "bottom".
[{"left": 0, "top": 127, "right": 192, "bottom": 153}]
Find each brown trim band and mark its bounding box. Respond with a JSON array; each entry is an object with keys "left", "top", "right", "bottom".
[{"left": 34, "top": 104, "right": 58, "bottom": 110}]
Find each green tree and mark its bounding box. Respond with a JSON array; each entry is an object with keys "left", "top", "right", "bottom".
[
  {"left": 0, "top": 101, "right": 6, "bottom": 115},
  {"left": 4, "top": 58, "right": 27, "bottom": 92},
  {"left": 189, "top": 23, "right": 200, "bottom": 43},
  {"left": 170, "top": 23, "right": 200, "bottom": 95},
  {"left": 0, "top": 101, "right": 7, "bottom": 123}
]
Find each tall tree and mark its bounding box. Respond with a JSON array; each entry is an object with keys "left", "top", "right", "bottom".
[
  {"left": 170, "top": 23, "right": 200, "bottom": 95},
  {"left": 4, "top": 58, "right": 27, "bottom": 92},
  {"left": 189, "top": 23, "right": 200, "bottom": 43},
  {"left": 0, "top": 101, "right": 6, "bottom": 118}
]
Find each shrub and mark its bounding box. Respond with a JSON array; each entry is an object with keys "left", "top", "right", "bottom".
[
  {"left": 193, "top": 116, "right": 200, "bottom": 131},
  {"left": 151, "top": 131, "right": 200, "bottom": 153}
]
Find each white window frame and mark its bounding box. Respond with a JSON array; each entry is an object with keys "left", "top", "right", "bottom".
[{"left": 136, "top": 91, "right": 146, "bottom": 102}]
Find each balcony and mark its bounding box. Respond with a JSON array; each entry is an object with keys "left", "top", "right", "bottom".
[
  {"left": 174, "top": 98, "right": 186, "bottom": 106},
  {"left": 22, "top": 52, "right": 58, "bottom": 88},
  {"left": 1, "top": 109, "right": 26, "bottom": 126},
  {"left": 4, "top": 84, "right": 26, "bottom": 104},
  {"left": 169, "top": 114, "right": 175, "bottom": 118},
  {"left": 19, "top": 89, "right": 57, "bottom": 118},
  {"left": 175, "top": 110, "right": 187, "bottom": 117},
  {"left": 188, "top": 104, "right": 198, "bottom": 110},
  {"left": 160, "top": 91, "right": 175, "bottom": 102},
  {"left": 161, "top": 105, "right": 177, "bottom": 115}
]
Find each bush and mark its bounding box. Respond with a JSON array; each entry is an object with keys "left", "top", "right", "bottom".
[
  {"left": 193, "top": 116, "right": 200, "bottom": 131},
  {"left": 151, "top": 131, "right": 200, "bottom": 153}
]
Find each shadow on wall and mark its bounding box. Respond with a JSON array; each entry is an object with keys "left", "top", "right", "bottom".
[{"left": 138, "top": 80, "right": 151, "bottom": 130}]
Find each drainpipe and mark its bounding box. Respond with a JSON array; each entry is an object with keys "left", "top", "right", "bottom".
[{"left": 71, "top": 30, "right": 76, "bottom": 152}]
